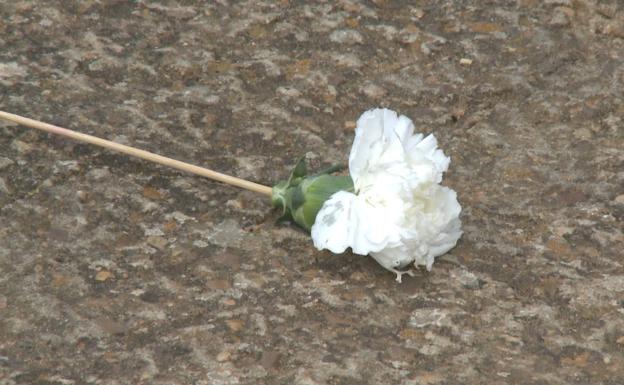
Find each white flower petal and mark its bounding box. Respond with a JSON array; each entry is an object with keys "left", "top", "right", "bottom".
[
  {"left": 411, "top": 134, "right": 450, "bottom": 180},
  {"left": 392, "top": 115, "right": 415, "bottom": 145},
  {"left": 311, "top": 190, "right": 406, "bottom": 256},
  {"left": 348, "top": 108, "right": 388, "bottom": 185},
  {"left": 370, "top": 246, "right": 413, "bottom": 271},
  {"left": 403, "top": 185, "right": 463, "bottom": 269},
  {"left": 349, "top": 197, "right": 403, "bottom": 255},
  {"left": 311, "top": 191, "right": 357, "bottom": 254},
  {"left": 425, "top": 217, "right": 462, "bottom": 259},
  {"left": 350, "top": 108, "right": 450, "bottom": 189}
]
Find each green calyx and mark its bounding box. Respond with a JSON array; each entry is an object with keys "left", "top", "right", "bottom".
[{"left": 271, "top": 157, "right": 354, "bottom": 231}]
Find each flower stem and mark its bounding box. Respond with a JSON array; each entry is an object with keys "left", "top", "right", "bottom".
[
  {"left": 0, "top": 111, "right": 273, "bottom": 197},
  {"left": 312, "top": 163, "right": 344, "bottom": 176}
]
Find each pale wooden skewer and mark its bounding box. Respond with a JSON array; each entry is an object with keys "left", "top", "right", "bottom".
[{"left": 0, "top": 110, "right": 273, "bottom": 197}]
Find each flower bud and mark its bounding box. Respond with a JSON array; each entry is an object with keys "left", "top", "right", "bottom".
[{"left": 272, "top": 159, "right": 353, "bottom": 231}]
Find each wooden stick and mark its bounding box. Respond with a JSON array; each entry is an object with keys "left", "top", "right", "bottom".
[{"left": 0, "top": 111, "right": 273, "bottom": 197}]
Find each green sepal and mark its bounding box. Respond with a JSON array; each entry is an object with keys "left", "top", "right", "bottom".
[
  {"left": 290, "top": 174, "right": 353, "bottom": 230},
  {"left": 313, "top": 163, "right": 344, "bottom": 176},
  {"left": 275, "top": 211, "right": 292, "bottom": 225},
  {"left": 290, "top": 183, "right": 306, "bottom": 210},
  {"left": 272, "top": 158, "right": 353, "bottom": 231},
  {"left": 291, "top": 157, "right": 307, "bottom": 180}
]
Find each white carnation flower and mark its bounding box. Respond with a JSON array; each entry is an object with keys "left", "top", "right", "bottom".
[{"left": 311, "top": 108, "right": 462, "bottom": 282}]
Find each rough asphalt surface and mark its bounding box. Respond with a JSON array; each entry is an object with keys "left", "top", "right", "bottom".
[{"left": 1, "top": 1, "right": 623, "bottom": 384}]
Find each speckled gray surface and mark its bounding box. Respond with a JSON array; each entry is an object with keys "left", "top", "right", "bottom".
[{"left": 1, "top": 1, "right": 624, "bottom": 384}]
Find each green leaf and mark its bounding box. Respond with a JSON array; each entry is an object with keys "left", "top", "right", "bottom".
[
  {"left": 292, "top": 157, "right": 307, "bottom": 178},
  {"left": 286, "top": 157, "right": 307, "bottom": 186},
  {"left": 313, "top": 163, "right": 344, "bottom": 176}
]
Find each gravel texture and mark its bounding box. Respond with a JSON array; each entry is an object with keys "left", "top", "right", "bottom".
[{"left": 1, "top": 1, "right": 623, "bottom": 384}]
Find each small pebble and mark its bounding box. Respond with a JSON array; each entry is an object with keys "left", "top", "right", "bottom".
[
  {"left": 359, "top": 83, "right": 386, "bottom": 98},
  {"left": 0, "top": 177, "right": 9, "bottom": 194},
  {"left": 549, "top": 9, "right": 570, "bottom": 27},
  {"left": 344, "top": 121, "right": 356, "bottom": 130},
  {"left": 459, "top": 58, "right": 473, "bottom": 65},
  {"left": 147, "top": 236, "right": 168, "bottom": 250},
  {"left": 604, "top": 23, "right": 624, "bottom": 39},
  {"left": 76, "top": 190, "right": 88, "bottom": 202},
  {"left": 216, "top": 351, "right": 231, "bottom": 362},
  {"left": 226, "top": 319, "right": 244, "bottom": 331},
  {"left": 455, "top": 269, "right": 482, "bottom": 289},
  {"left": 0, "top": 156, "right": 14, "bottom": 170},
  {"left": 95, "top": 270, "right": 113, "bottom": 282},
  {"left": 329, "top": 29, "right": 363, "bottom": 44},
  {"left": 411, "top": 8, "right": 425, "bottom": 19}
]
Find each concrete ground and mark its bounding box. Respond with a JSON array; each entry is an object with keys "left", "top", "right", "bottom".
[{"left": 1, "top": 1, "right": 623, "bottom": 384}]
